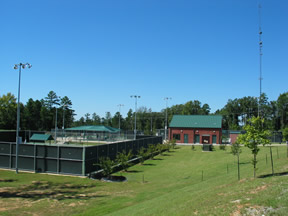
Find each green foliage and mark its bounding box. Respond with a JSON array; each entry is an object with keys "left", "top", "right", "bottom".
[
  {"left": 147, "top": 144, "right": 157, "bottom": 159},
  {"left": 219, "top": 144, "right": 227, "bottom": 151},
  {"left": 169, "top": 138, "right": 177, "bottom": 149},
  {"left": 0, "top": 91, "right": 74, "bottom": 131},
  {"left": 191, "top": 145, "right": 196, "bottom": 151},
  {"left": 230, "top": 142, "right": 242, "bottom": 156},
  {"left": 98, "top": 157, "right": 115, "bottom": 178},
  {"left": 156, "top": 143, "right": 166, "bottom": 155},
  {"left": 282, "top": 127, "right": 288, "bottom": 142},
  {"left": 137, "top": 147, "right": 147, "bottom": 165},
  {"left": 0, "top": 93, "right": 17, "bottom": 129},
  {"left": 44, "top": 91, "right": 60, "bottom": 109},
  {"left": 277, "top": 92, "right": 288, "bottom": 129},
  {"left": 236, "top": 116, "right": 271, "bottom": 177},
  {"left": 116, "top": 150, "right": 133, "bottom": 171}
]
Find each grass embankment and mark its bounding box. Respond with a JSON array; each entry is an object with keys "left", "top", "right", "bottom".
[{"left": 0, "top": 145, "right": 288, "bottom": 216}]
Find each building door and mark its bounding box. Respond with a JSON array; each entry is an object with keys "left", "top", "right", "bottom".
[
  {"left": 184, "top": 134, "right": 188, "bottom": 143},
  {"left": 194, "top": 135, "right": 200, "bottom": 143},
  {"left": 202, "top": 136, "right": 210, "bottom": 144},
  {"left": 212, "top": 135, "right": 217, "bottom": 144}
]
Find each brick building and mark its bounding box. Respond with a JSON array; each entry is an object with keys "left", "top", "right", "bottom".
[{"left": 169, "top": 115, "right": 222, "bottom": 144}]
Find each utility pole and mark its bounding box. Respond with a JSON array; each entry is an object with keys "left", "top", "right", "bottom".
[
  {"left": 258, "top": 2, "right": 263, "bottom": 117},
  {"left": 164, "top": 97, "right": 172, "bottom": 141}
]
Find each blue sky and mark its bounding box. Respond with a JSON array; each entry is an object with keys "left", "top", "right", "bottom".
[{"left": 1, "top": 0, "right": 287, "bottom": 119}]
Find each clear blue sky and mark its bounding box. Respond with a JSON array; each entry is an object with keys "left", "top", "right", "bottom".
[{"left": 1, "top": 0, "right": 287, "bottom": 119}]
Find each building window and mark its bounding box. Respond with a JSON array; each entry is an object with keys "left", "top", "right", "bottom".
[{"left": 173, "top": 134, "right": 180, "bottom": 140}]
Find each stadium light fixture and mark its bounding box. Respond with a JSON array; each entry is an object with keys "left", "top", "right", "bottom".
[
  {"left": 14, "top": 63, "right": 32, "bottom": 174},
  {"left": 130, "top": 95, "right": 140, "bottom": 140}
]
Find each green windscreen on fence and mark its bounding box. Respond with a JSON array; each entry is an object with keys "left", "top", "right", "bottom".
[{"left": 0, "top": 136, "right": 162, "bottom": 176}]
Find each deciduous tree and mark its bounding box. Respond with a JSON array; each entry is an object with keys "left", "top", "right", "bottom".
[{"left": 236, "top": 116, "right": 270, "bottom": 178}]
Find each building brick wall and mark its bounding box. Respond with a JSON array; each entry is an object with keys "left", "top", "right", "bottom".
[
  {"left": 230, "top": 133, "right": 240, "bottom": 144},
  {"left": 169, "top": 127, "right": 222, "bottom": 144}
]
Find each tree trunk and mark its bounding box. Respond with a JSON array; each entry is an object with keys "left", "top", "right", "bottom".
[
  {"left": 237, "top": 153, "right": 240, "bottom": 181},
  {"left": 253, "top": 154, "right": 256, "bottom": 178}
]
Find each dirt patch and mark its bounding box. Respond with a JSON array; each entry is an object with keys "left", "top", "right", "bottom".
[
  {"left": 248, "top": 185, "right": 268, "bottom": 194},
  {"left": 230, "top": 204, "right": 247, "bottom": 216}
]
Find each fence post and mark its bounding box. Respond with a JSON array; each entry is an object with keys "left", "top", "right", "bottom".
[
  {"left": 270, "top": 146, "right": 274, "bottom": 176},
  {"left": 202, "top": 170, "right": 204, "bottom": 181},
  {"left": 34, "top": 144, "right": 36, "bottom": 173},
  {"left": 277, "top": 147, "right": 279, "bottom": 159},
  {"left": 82, "top": 146, "right": 86, "bottom": 176},
  {"left": 57, "top": 145, "right": 60, "bottom": 174},
  {"left": 9, "top": 142, "right": 12, "bottom": 168}
]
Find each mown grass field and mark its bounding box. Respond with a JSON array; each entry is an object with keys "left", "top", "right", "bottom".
[{"left": 0, "top": 145, "right": 287, "bottom": 216}]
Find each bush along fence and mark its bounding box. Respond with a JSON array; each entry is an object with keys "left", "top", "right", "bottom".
[
  {"left": 0, "top": 136, "right": 162, "bottom": 176},
  {"left": 93, "top": 139, "right": 177, "bottom": 179}
]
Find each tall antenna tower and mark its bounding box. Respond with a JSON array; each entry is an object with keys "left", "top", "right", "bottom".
[{"left": 258, "top": 2, "right": 263, "bottom": 117}]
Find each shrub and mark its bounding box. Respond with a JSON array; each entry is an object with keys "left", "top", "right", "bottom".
[
  {"left": 147, "top": 144, "right": 157, "bottom": 159},
  {"left": 116, "top": 150, "right": 133, "bottom": 172},
  {"left": 98, "top": 157, "right": 115, "bottom": 179},
  {"left": 137, "top": 147, "right": 147, "bottom": 165},
  {"left": 219, "top": 144, "right": 226, "bottom": 151},
  {"left": 191, "top": 145, "right": 196, "bottom": 151},
  {"left": 170, "top": 139, "right": 177, "bottom": 149},
  {"left": 157, "top": 143, "right": 167, "bottom": 155}
]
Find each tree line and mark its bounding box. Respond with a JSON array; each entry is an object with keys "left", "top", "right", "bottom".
[
  {"left": 0, "top": 91, "right": 74, "bottom": 131},
  {"left": 0, "top": 91, "right": 287, "bottom": 133}
]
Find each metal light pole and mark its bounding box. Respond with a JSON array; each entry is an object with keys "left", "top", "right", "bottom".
[
  {"left": 131, "top": 95, "right": 140, "bottom": 140},
  {"left": 62, "top": 103, "right": 67, "bottom": 142},
  {"left": 54, "top": 98, "right": 60, "bottom": 144},
  {"left": 14, "top": 63, "right": 32, "bottom": 174},
  {"left": 62, "top": 106, "right": 65, "bottom": 130},
  {"left": 55, "top": 106, "right": 58, "bottom": 144},
  {"left": 149, "top": 108, "right": 153, "bottom": 135},
  {"left": 164, "top": 97, "right": 172, "bottom": 141},
  {"left": 117, "top": 104, "right": 124, "bottom": 130}
]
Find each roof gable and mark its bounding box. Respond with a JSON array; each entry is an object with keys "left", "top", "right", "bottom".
[
  {"left": 30, "top": 134, "right": 54, "bottom": 141},
  {"left": 169, "top": 115, "right": 222, "bottom": 128},
  {"left": 65, "top": 125, "right": 120, "bottom": 133}
]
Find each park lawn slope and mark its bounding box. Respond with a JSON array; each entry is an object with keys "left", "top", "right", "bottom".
[{"left": 0, "top": 145, "right": 287, "bottom": 216}]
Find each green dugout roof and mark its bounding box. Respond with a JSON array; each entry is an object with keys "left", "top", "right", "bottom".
[
  {"left": 169, "top": 115, "right": 222, "bottom": 129},
  {"left": 30, "top": 134, "right": 54, "bottom": 141},
  {"left": 65, "top": 125, "right": 120, "bottom": 133}
]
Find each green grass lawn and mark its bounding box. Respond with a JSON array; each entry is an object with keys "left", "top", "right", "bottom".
[{"left": 0, "top": 145, "right": 288, "bottom": 216}]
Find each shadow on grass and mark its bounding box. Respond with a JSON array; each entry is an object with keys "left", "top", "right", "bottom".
[
  {"left": 0, "top": 181, "right": 105, "bottom": 201},
  {"left": 239, "top": 162, "right": 250, "bottom": 165},
  {"left": 152, "top": 158, "right": 163, "bottom": 161},
  {"left": 162, "top": 153, "right": 172, "bottom": 156},
  {"left": 0, "top": 179, "right": 17, "bottom": 182},
  {"left": 126, "top": 170, "right": 143, "bottom": 173},
  {"left": 142, "top": 163, "right": 156, "bottom": 166},
  {"left": 258, "top": 171, "right": 288, "bottom": 178}
]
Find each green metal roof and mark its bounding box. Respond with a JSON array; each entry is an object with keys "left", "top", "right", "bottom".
[
  {"left": 30, "top": 134, "right": 54, "bottom": 141},
  {"left": 65, "top": 125, "right": 120, "bottom": 133},
  {"left": 169, "top": 115, "right": 222, "bottom": 129}
]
